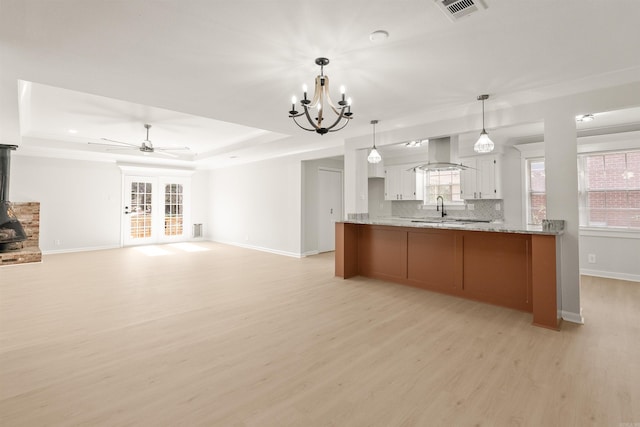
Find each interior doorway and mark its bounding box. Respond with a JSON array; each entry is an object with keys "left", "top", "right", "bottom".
[{"left": 317, "top": 168, "right": 343, "bottom": 253}]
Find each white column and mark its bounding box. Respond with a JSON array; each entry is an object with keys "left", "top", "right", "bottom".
[
  {"left": 343, "top": 145, "right": 357, "bottom": 219},
  {"left": 544, "top": 102, "right": 582, "bottom": 323}
]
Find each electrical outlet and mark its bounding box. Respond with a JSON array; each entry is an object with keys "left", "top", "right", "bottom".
[
  {"left": 244, "top": 235, "right": 249, "bottom": 241},
  {"left": 54, "top": 239, "right": 61, "bottom": 246},
  {"left": 588, "top": 254, "right": 596, "bottom": 264},
  {"left": 495, "top": 203, "right": 501, "bottom": 211},
  {"left": 467, "top": 204, "right": 474, "bottom": 210}
]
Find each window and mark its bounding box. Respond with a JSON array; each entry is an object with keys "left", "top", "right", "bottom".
[
  {"left": 525, "top": 149, "right": 640, "bottom": 229},
  {"left": 526, "top": 159, "right": 546, "bottom": 225},
  {"left": 580, "top": 150, "right": 640, "bottom": 228},
  {"left": 164, "top": 183, "right": 184, "bottom": 236},
  {"left": 423, "top": 170, "right": 462, "bottom": 205}
]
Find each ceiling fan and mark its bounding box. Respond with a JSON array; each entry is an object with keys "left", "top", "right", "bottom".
[{"left": 88, "top": 124, "right": 190, "bottom": 158}]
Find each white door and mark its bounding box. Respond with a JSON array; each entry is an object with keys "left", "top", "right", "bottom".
[
  {"left": 318, "top": 169, "right": 342, "bottom": 253},
  {"left": 123, "top": 175, "right": 190, "bottom": 246}
]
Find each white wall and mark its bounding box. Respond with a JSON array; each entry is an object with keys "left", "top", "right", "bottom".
[
  {"left": 368, "top": 178, "right": 391, "bottom": 219},
  {"left": 10, "top": 155, "right": 122, "bottom": 252},
  {"left": 501, "top": 147, "right": 523, "bottom": 225},
  {"left": 208, "top": 157, "right": 302, "bottom": 257},
  {"left": 580, "top": 231, "right": 640, "bottom": 282},
  {"left": 191, "top": 169, "right": 210, "bottom": 236},
  {"left": 301, "top": 158, "right": 343, "bottom": 255},
  {"left": 9, "top": 155, "right": 210, "bottom": 253}
]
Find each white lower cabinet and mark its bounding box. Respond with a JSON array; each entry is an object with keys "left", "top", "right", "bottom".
[
  {"left": 384, "top": 165, "right": 424, "bottom": 201},
  {"left": 459, "top": 155, "right": 501, "bottom": 199}
]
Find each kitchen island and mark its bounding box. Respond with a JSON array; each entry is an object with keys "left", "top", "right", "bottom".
[{"left": 335, "top": 219, "right": 562, "bottom": 330}]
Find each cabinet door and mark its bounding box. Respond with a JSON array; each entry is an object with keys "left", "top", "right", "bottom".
[
  {"left": 477, "top": 156, "right": 501, "bottom": 199},
  {"left": 401, "top": 167, "right": 417, "bottom": 200},
  {"left": 460, "top": 158, "right": 478, "bottom": 199},
  {"left": 384, "top": 167, "right": 400, "bottom": 200}
]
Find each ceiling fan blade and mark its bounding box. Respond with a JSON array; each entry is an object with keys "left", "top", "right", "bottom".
[
  {"left": 105, "top": 147, "right": 136, "bottom": 152},
  {"left": 100, "top": 138, "right": 139, "bottom": 147},
  {"left": 153, "top": 150, "right": 178, "bottom": 158},
  {"left": 154, "top": 146, "right": 191, "bottom": 151},
  {"left": 88, "top": 141, "right": 131, "bottom": 147}
]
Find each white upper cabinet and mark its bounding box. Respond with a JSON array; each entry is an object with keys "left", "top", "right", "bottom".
[
  {"left": 384, "top": 165, "right": 424, "bottom": 200},
  {"left": 459, "top": 154, "right": 502, "bottom": 199}
]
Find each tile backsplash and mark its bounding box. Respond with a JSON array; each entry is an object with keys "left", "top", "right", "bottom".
[{"left": 390, "top": 199, "right": 504, "bottom": 221}]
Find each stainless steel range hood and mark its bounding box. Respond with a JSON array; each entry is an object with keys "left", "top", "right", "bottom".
[{"left": 411, "top": 136, "right": 469, "bottom": 172}]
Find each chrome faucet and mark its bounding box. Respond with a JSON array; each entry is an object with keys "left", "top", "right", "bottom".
[{"left": 436, "top": 195, "right": 447, "bottom": 218}]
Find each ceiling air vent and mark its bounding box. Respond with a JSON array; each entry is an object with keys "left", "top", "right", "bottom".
[{"left": 434, "top": 0, "right": 487, "bottom": 22}]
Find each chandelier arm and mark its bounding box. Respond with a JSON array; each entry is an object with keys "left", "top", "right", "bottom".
[
  {"left": 302, "top": 106, "right": 321, "bottom": 131},
  {"left": 322, "top": 107, "right": 349, "bottom": 132},
  {"left": 328, "top": 117, "right": 351, "bottom": 132},
  {"left": 307, "top": 75, "right": 323, "bottom": 109},
  {"left": 292, "top": 114, "right": 319, "bottom": 132},
  {"left": 322, "top": 77, "right": 339, "bottom": 111}
]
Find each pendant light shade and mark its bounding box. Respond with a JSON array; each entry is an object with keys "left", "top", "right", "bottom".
[
  {"left": 474, "top": 94, "right": 494, "bottom": 154},
  {"left": 367, "top": 120, "right": 382, "bottom": 164}
]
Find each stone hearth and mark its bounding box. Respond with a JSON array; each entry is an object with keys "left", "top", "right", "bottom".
[{"left": 0, "top": 202, "right": 42, "bottom": 266}]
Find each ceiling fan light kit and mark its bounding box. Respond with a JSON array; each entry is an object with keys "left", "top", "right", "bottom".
[{"left": 288, "top": 57, "right": 354, "bottom": 135}]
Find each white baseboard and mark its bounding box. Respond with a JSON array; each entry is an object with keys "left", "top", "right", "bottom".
[
  {"left": 42, "top": 244, "right": 120, "bottom": 255},
  {"left": 580, "top": 268, "right": 640, "bottom": 283},
  {"left": 561, "top": 308, "right": 585, "bottom": 325},
  {"left": 212, "top": 240, "right": 302, "bottom": 258},
  {"left": 302, "top": 250, "right": 320, "bottom": 257}
]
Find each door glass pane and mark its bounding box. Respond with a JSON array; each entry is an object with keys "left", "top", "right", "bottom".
[
  {"left": 164, "top": 183, "right": 183, "bottom": 236},
  {"left": 130, "top": 181, "right": 152, "bottom": 239}
]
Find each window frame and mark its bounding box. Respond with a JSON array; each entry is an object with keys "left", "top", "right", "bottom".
[
  {"left": 518, "top": 137, "right": 640, "bottom": 233},
  {"left": 525, "top": 157, "right": 546, "bottom": 225},
  {"left": 421, "top": 168, "right": 465, "bottom": 208},
  {"left": 578, "top": 149, "right": 640, "bottom": 230}
]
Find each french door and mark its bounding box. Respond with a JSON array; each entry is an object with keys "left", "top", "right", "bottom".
[{"left": 122, "top": 175, "right": 191, "bottom": 246}]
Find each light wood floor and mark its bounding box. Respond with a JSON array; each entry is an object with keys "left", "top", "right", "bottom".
[{"left": 1, "top": 242, "right": 638, "bottom": 426}]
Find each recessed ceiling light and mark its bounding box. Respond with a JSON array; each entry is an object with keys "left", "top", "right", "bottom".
[
  {"left": 369, "top": 30, "right": 389, "bottom": 42},
  {"left": 230, "top": 155, "right": 238, "bottom": 159},
  {"left": 576, "top": 114, "right": 595, "bottom": 122},
  {"left": 68, "top": 129, "right": 78, "bottom": 134}
]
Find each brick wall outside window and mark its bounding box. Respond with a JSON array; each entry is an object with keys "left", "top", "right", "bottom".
[
  {"left": 526, "top": 150, "right": 640, "bottom": 229},
  {"left": 583, "top": 150, "right": 640, "bottom": 228}
]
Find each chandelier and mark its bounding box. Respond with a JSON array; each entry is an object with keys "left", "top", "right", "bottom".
[{"left": 288, "top": 58, "right": 354, "bottom": 135}]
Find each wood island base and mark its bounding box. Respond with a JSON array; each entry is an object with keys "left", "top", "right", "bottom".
[{"left": 336, "top": 222, "right": 561, "bottom": 330}]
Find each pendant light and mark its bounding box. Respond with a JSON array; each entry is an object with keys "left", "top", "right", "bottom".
[
  {"left": 474, "top": 94, "right": 494, "bottom": 153},
  {"left": 367, "top": 120, "right": 382, "bottom": 164}
]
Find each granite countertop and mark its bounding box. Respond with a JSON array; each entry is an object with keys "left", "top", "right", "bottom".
[{"left": 341, "top": 217, "right": 564, "bottom": 236}]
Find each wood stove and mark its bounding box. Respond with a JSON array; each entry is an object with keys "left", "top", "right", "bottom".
[{"left": 0, "top": 145, "right": 27, "bottom": 252}]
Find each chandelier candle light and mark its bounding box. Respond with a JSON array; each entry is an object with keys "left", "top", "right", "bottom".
[
  {"left": 474, "top": 94, "right": 495, "bottom": 153},
  {"left": 288, "top": 58, "right": 354, "bottom": 135},
  {"left": 367, "top": 120, "right": 382, "bottom": 164}
]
